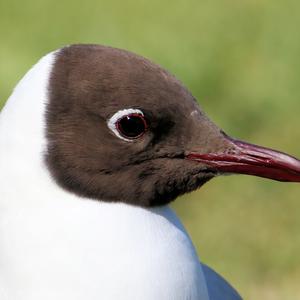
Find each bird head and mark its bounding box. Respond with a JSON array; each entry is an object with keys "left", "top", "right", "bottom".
[{"left": 42, "top": 45, "right": 300, "bottom": 206}]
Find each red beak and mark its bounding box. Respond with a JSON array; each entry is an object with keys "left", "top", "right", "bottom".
[{"left": 187, "top": 134, "right": 300, "bottom": 182}]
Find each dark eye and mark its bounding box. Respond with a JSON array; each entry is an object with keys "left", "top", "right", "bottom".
[
  {"left": 107, "top": 109, "right": 149, "bottom": 141},
  {"left": 116, "top": 113, "right": 148, "bottom": 139}
]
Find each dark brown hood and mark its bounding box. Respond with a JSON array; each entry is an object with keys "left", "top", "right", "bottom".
[{"left": 45, "top": 44, "right": 300, "bottom": 207}]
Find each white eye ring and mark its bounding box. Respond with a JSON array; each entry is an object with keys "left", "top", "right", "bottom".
[{"left": 107, "top": 108, "right": 145, "bottom": 142}]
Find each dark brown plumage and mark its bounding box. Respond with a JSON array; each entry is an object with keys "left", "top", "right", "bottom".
[{"left": 46, "top": 44, "right": 231, "bottom": 206}]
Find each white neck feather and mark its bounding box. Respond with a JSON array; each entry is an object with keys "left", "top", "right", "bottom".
[{"left": 0, "top": 52, "right": 60, "bottom": 207}]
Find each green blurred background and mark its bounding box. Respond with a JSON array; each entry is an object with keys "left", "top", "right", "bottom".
[{"left": 1, "top": 0, "right": 300, "bottom": 298}]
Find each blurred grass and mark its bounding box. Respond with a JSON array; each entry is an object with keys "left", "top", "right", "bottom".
[{"left": 1, "top": 0, "right": 300, "bottom": 298}]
